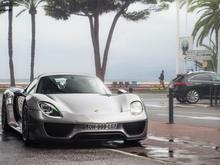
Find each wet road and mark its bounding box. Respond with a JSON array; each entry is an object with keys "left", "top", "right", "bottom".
[
  {"left": 0, "top": 128, "right": 220, "bottom": 165},
  {"left": 140, "top": 93, "right": 220, "bottom": 128},
  {"left": 0, "top": 131, "right": 162, "bottom": 165},
  {"left": 0, "top": 93, "right": 220, "bottom": 165}
]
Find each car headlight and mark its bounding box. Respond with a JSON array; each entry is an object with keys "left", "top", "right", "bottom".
[
  {"left": 130, "top": 101, "right": 143, "bottom": 115},
  {"left": 38, "top": 102, "right": 62, "bottom": 117}
]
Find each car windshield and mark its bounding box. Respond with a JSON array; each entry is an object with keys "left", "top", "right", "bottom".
[{"left": 37, "top": 75, "right": 111, "bottom": 95}]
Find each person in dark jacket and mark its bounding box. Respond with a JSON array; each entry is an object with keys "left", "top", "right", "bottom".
[{"left": 159, "top": 70, "right": 165, "bottom": 89}]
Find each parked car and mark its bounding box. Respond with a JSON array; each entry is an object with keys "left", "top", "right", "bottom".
[
  {"left": 169, "top": 71, "right": 220, "bottom": 104},
  {"left": 1, "top": 73, "right": 148, "bottom": 145}
]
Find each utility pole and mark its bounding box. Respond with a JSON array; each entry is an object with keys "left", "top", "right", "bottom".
[
  {"left": 176, "top": 0, "right": 180, "bottom": 75},
  {"left": 218, "top": 28, "right": 220, "bottom": 73},
  {"left": 218, "top": 4, "right": 220, "bottom": 74}
]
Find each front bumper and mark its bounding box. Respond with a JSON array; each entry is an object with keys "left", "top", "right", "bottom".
[{"left": 27, "top": 111, "right": 148, "bottom": 142}]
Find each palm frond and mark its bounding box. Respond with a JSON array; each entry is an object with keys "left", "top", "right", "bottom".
[
  {"left": 16, "top": 8, "right": 27, "bottom": 17},
  {"left": 186, "top": 0, "right": 220, "bottom": 46}
]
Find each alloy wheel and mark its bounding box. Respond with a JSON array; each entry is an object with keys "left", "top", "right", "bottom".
[{"left": 186, "top": 90, "right": 199, "bottom": 104}]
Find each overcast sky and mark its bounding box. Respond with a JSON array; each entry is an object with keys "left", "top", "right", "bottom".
[{"left": 0, "top": 2, "right": 198, "bottom": 81}]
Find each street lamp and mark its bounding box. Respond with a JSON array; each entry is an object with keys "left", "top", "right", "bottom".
[
  {"left": 218, "top": 3, "right": 220, "bottom": 73},
  {"left": 176, "top": 0, "right": 180, "bottom": 75}
]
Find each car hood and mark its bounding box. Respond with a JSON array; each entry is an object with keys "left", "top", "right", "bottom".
[{"left": 46, "top": 94, "right": 122, "bottom": 115}]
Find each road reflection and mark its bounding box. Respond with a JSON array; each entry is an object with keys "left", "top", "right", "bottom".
[{"left": 1, "top": 129, "right": 220, "bottom": 165}]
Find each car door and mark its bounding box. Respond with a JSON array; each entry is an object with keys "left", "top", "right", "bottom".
[
  {"left": 188, "top": 73, "right": 213, "bottom": 98},
  {"left": 17, "top": 79, "right": 38, "bottom": 118}
]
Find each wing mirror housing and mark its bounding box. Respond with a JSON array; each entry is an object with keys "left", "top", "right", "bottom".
[
  {"left": 14, "top": 89, "right": 25, "bottom": 97},
  {"left": 117, "top": 89, "right": 127, "bottom": 94}
]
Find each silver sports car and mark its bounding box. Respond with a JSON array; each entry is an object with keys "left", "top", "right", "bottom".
[{"left": 1, "top": 73, "right": 148, "bottom": 144}]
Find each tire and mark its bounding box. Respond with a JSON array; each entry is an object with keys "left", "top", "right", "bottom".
[
  {"left": 22, "top": 103, "right": 31, "bottom": 145},
  {"left": 1, "top": 99, "right": 11, "bottom": 132},
  {"left": 186, "top": 89, "right": 200, "bottom": 104},
  {"left": 176, "top": 96, "right": 186, "bottom": 103}
]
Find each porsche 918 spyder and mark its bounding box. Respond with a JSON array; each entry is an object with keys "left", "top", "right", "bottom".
[{"left": 1, "top": 73, "right": 148, "bottom": 144}]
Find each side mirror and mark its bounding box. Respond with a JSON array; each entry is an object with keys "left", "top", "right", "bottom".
[
  {"left": 14, "top": 90, "right": 25, "bottom": 97},
  {"left": 117, "top": 89, "right": 127, "bottom": 94}
]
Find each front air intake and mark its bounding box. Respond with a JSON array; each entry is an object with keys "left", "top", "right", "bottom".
[
  {"left": 44, "top": 123, "right": 74, "bottom": 137},
  {"left": 123, "top": 121, "right": 146, "bottom": 135}
]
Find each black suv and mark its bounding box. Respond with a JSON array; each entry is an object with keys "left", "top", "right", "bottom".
[{"left": 170, "top": 71, "right": 220, "bottom": 104}]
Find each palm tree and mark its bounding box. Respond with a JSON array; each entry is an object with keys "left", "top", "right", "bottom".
[
  {"left": 1, "top": 1, "right": 15, "bottom": 86},
  {"left": 0, "top": 1, "right": 6, "bottom": 13},
  {"left": 186, "top": 0, "right": 220, "bottom": 72},
  {"left": 201, "top": 39, "right": 217, "bottom": 72},
  {"left": 15, "top": 0, "right": 44, "bottom": 81},
  {"left": 188, "top": 0, "right": 220, "bottom": 46},
  {"left": 8, "top": 0, "right": 16, "bottom": 86}
]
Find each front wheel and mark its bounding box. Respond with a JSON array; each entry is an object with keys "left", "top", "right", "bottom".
[
  {"left": 186, "top": 89, "right": 200, "bottom": 104},
  {"left": 22, "top": 104, "right": 31, "bottom": 145},
  {"left": 1, "top": 100, "right": 11, "bottom": 132}
]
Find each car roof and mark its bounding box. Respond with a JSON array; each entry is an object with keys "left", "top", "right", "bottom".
[
  {"left": 186, "top": 71, "right": 216, "bottom": 75},
  {"left": 36, "top": 73, "right": 96, "bottom": 79}
]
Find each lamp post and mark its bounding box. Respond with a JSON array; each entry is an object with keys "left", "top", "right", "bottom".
[
  {"left": 217, "top": 4, "right": 220, "bottom": 73},
  {"left": 176, "top": 0, "right": 180, "bottom": 75}
]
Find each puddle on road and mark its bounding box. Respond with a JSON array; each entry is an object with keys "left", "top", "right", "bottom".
[
  {"left": 144, "top": 146, "right": 195, "bottom": 158},
  {"left": 126, "top": 135, "right": 220, "bottom": 164},
  {"left": 129, "top": 146, "right": 196, "bottom": 164},
  {"left": 148, "top": 135, "right": 169, "bottom": 142},
  {"left": 148, "top": 135, "right": 219, "bottom": 151},
  {"left": 148, "top": 135, "right": 191, "bottom": 145}
]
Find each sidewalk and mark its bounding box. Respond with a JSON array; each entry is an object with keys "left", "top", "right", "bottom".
[{"left": 149, "top": 120, "right": 220, "bottom": 145}]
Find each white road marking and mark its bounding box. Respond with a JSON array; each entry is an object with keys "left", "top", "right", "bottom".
[
  {"left": 193, "top": 104, "right": 210, "bottom": 108},
  {"left": 175, "top": 104, "right": 209, "bottom": 108},
  {"left": 105, "top": 149, "right": 167, "bottom": 164},
  {"left": 158, "top": 114, "right": 220, "bottom": 121},
  {"left": 174, "top": 111, "right": 220, "bottom": 116},
  {"left": 187, "top": 116, "right": 220, "bottom": 121},
  {"left": 144, "top": 103, "right": 167, "bottom": 108},
  {"left": 174, "top": 104, "right": 195, "bottom": 108},
  {"left": 145, "top": 102, "right": 210, "bottom": 108}
]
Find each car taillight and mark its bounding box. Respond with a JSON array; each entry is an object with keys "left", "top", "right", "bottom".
[{"left": 174, "top": 82, "right": 191, "bottom": 86}]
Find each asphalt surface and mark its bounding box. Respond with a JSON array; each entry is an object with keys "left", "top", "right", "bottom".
[
  {"left": 0, "top": 93, "right": 220, "bottom": 165},
  {"left": 140, "top": 93, "right": 220, "bottom": 128}
]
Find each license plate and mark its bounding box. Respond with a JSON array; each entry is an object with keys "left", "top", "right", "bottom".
[{"left": 86, "top": 123, "right": 117, "bottom": 130}]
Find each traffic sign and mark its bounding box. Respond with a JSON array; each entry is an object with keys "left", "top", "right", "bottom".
[{"left": 184, "top": 50, "right": 212, "bottom": 61}]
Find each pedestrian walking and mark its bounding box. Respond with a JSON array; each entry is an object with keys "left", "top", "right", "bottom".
[{"left": 159, "top": 70, "right": 165, "bottom": 89}]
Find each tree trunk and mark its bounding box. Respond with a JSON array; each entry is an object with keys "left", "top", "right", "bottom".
[
  {"left": 93, "top": 13, "right": 102, "bottom": 80},
  {"left": 101, "top": 2, "right": 129, "bottom": 80},
  {"left": 30, "top": 12, "right": 36, "bottom": 81},
  {"left": 88, "top": 16, "right": 102, "bottom": 80},
  {"left": 88, "top": 1, "right": 128, "bottom": 81},
  {"left": 8, "top": 1, "right": 15, "bottom": 86},
  {"left": 101, "top": 13, "right": 121, "bottom": 80},
  {"left": 88, "top": 1, "right": 102, "bottom": 80}
]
